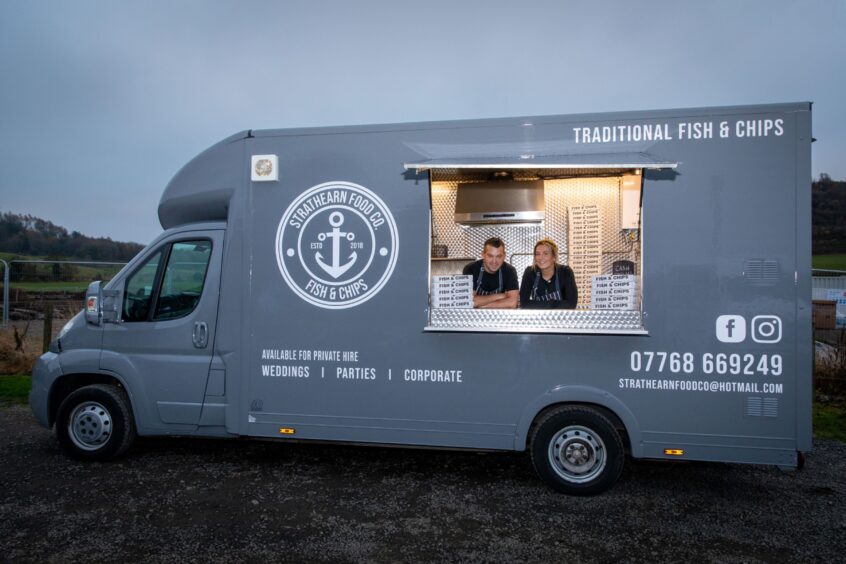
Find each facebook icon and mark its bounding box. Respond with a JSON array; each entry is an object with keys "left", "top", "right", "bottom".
[{"left": 716, "top": 315, "right": 746, "bottom": 343}]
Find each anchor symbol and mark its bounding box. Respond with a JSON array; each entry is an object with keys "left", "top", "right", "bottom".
[{"left": 315, "top": 211, "right": 357, "bottom": 279}]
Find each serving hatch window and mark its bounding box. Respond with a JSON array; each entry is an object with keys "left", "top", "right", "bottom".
[{"left": 411, "top": 161, "right": 668, "bottom": 334}]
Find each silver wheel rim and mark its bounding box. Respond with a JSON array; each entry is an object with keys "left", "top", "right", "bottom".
[
  {"left": 68, "top": 401, "right": 112, "bottom": 451},
  {"left": 548, "top": 425, "right": 607, "bottom": 484}
]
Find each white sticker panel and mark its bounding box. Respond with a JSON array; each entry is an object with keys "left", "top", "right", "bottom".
[{"left": 251, "top": 154, "right": 279, "bottom": 182}]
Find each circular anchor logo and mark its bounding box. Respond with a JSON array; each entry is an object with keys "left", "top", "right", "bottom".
[{"left": 275, "top": 181, "right": 399, "bottom": 309}]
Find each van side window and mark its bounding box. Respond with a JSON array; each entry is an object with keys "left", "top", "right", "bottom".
[
  {"left": 121, "top": 240, "right": 213, "bottom": 323},
  {"left": 153, "top": 241, "right": 212, "bottom": 321},
  {"left": 123, "top": 249, "right": 164, "bottom": 322}
]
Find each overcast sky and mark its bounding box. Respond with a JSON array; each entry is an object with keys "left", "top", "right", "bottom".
[{"left": 1, "top": 0, "right": 844, "bottom": 244}]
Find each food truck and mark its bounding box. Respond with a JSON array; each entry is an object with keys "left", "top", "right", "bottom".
[{"left": 30, "top": 102, "right": 813, "bottom": 494}]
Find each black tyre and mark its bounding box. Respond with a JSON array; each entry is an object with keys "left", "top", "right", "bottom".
[
  {"left": 530, "top": 406, "right": 624, "bottom": 495},
  {"left": 56, "top": 384, "right": 136, "bottom": 461}
]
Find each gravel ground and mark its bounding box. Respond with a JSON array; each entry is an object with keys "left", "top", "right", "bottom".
[{"left": 1, "top": 403, "right": 844, "bottom": 563}]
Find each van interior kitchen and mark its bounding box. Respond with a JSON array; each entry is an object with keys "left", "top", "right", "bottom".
[{"left": 414, "top": 156, "right": 673, "bottom": 333}]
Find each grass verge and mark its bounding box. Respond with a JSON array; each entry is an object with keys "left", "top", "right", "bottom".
[
  {"left": 6, "top": 281, "right": 90, "bottom": 292},
  {"left": 813, "top": 402, "right": 846, "bottom": 442},
  {"left": 0, "top": 375, "right": 31, "bottom": 405},
  {"left": 813, "top": 254, "right": 846, "bottom": 271}
]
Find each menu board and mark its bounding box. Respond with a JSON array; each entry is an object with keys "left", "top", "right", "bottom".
[
  {"left": 431, "top": 275, "right": 474, "bottom": 309},
  {"left": 591, "top": 274, "right": 637, "bottom": 310}
]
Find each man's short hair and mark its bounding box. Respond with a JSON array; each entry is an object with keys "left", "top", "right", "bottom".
[{"left": 484, "top": 237, "right": 505, "bottom": 250}]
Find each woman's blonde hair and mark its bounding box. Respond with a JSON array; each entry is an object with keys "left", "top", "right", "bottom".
[{"left": 532, "top": 238, "right": 559, "bottom": 270}]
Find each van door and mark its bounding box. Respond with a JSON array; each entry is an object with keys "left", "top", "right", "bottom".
[{"left": 100, "top": 230, "right": 224, "bottom": 427}]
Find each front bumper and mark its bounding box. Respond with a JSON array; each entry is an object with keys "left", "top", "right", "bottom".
[{"left": 29, "top": 352, "right": 61, "bottom": 429}]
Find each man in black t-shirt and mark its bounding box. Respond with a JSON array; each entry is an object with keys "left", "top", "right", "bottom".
[{"left": 462, "top": 237, "right": 519, "bottom": 309}]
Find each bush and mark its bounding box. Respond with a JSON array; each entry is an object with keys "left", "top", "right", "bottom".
[
  {"left": 0, "top": 323, "right": 40, "bottom": 374},
  {"left": 815, "top": 330, "right": 846, "bottom": 399}
]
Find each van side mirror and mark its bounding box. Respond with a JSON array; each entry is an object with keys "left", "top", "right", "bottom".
[{"left": 85, "top": 281, "right": 122, "bottom": 325}]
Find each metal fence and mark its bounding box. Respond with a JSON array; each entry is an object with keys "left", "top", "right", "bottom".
[
  {"left": 0, "top": 259, "right": 126, "bottom": 325},
  {"left": 808, "top": 270, "right": 846, "bottom": 394},
  {"left": 812, "top": 272, "right": 846, "bottom": 299}
]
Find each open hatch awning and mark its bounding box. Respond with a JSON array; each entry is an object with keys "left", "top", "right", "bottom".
[{"left": 404, "top": 152, "right": 678, "bottom": 172}]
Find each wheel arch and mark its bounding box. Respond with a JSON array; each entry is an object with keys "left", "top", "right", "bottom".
[
  {"left": 515, "top": 385, "right": 643, "bottom": 457},
  {"left": 48, "top": 372, "right": 130, "bottom": 428}
]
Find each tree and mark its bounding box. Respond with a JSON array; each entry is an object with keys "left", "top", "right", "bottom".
[
  {"left": 0, "top": 211, "right": 143, "bottom": 261},
  {"left": 812, "top": 175, "right": 846, "bottom": 254}
]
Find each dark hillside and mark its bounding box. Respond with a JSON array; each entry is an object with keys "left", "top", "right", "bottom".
[
  {"left": 813, "top": 175, "right": 846, "bottom": 254},
  {"left": 0, "top": 212, "right": 143, "bottom": 261}
]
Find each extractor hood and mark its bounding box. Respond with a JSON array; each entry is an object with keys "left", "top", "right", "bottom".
[{"left": 454, "top": 179, "right": 544, "bottom": 224}]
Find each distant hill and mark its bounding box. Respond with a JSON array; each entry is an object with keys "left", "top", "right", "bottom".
[
  {"left": 813, "top": 175, "right": 846, "bottom": 255},
  {"left": 0, "top": 212, "right": 143, "bottom": 261}
]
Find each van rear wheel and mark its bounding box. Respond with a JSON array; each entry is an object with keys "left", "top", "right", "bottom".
[
  {"left": 56, "top": 384, "right": 136, "bottom": 461},
  {"left": 531, "top": 406, "right": 624, "bottom": 495}
]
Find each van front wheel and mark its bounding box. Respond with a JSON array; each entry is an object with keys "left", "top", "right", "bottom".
[
  {"left": 56, "top": 384, "right": 136, "bottom": 461},
  {"left": 531, "top": 406, "right": 624, "bottom": 495}
]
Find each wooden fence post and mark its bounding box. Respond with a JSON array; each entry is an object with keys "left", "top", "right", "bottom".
[{"left": 42, "top": 304, "right": 53, "bottom": 353}]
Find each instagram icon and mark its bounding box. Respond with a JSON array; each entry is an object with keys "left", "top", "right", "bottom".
[{"left": 751, "top": 316, "right": 782, "bottom": 343}]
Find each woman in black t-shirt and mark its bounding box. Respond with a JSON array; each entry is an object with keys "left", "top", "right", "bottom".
[{"left": 519, "top": 238, "right": 578, "bottom": 309}]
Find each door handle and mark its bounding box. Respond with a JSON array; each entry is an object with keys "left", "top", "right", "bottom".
[{"left": 192, "top": 321, "right": 209, "bottom": 349}]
